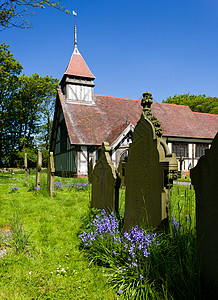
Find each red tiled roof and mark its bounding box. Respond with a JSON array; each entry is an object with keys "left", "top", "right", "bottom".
[
  {"left": 106, "top": 123, "right": 130, "bottom": 145},
  {"left": 64, "top": 51, "right": 95, "bottom": 79},
  {"left": 57, "top": 90, "right": 218, "bottom": 145}
]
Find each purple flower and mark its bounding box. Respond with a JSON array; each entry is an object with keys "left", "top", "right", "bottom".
[
  {"left": 34, "top": 186, "right": 41, "bottom": 190},
  {"left": 10, "top": 186, "right": 19, "bottom": 192},
  {"left": 118, "top": 289, "right": 123, "bottom": 294},
  {"left": 54, "top": 181, "right": 63, "bottom": 189},
  {"left": 140, "top": 274, "right": 143, "bottom": 280},
  {"left": 172, "top": 216, "right": 181, "bottom": 232}
]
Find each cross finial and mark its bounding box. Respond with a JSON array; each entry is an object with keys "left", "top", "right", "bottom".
[{"left": 73, "top": 11, "right": 77, "bottom": 49}]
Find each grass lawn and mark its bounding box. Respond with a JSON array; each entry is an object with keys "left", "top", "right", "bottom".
[
  {"left": 0, "top": 171, "right": 115, "bottom": 299},
  {"left": 0, "top": 171, "right": 196, "bottom": 299}
]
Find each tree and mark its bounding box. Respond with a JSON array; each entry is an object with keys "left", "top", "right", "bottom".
[
  {"left": 0, "top": 43, "right": 23, "bottom": 166},
  {"left": 162, "top": 93, "right": 218, "bottom": 114},
  {"left": 0, "top": 43, "right": 58, "bottom": 167},
  {"left": 0, "top": 0, "right": 71, "bottom": 30}
]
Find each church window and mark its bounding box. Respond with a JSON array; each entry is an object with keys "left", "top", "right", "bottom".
[
  {"left": 172, "top": 142, "right": 188, "bottom": 158},
  {"left": 195, "top": 143, "right": 209, "bottom": 158}
]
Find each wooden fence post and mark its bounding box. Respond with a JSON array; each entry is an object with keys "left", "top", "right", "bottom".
[
  {"left": 36, "top": 151, "right": 42, "bottom": 188},
  {"left": 47, "top": 152, "right": 55, "bottom": 198}
]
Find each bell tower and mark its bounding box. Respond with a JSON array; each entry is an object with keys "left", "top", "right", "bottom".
[{"left": 60, "top": 15, "right": 95, "bottom": 105}]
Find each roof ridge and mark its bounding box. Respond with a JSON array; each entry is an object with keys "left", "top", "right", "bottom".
[
  {"left": 94, "top": 94, "right": 140, "bottom": 102},
  {"left": 158, "top": 102, "right": 190, "bottom": 108},
  {"left": 193, "top": 111, "right": 218, "bottom": 117}
]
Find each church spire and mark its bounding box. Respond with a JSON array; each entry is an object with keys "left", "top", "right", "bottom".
[{"left": 60, "top": 11, "right": 95, "bottom": 105}]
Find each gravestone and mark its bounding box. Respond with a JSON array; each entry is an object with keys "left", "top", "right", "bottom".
[
  {"left": 88, "top": 157, "right": 94, "bottom": 183},
  {"left": 47, "top": 152, "right": 55, "bottom": 198},
  {"left": 36, "top": 151, "right": 42, "bottom": 188},
  {"left": 91, "top": 142, "right": 117, "bottom": 213},
  {"left": 117, "top": 159, "right": 126, "bottom": 188},
  {"left": 178, "top": 156, "right": 185, "bottom": 178},
  {"left": 24, "top": 153, "right": 28, "bottom": 184},
  {"left": 191, "top": 133, "right": 218, "bottom": 299},
  {"left": 123, "top": 92, "right": 178, "bottom": 230}
]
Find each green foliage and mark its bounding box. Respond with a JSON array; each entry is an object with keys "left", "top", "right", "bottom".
[
  {"left": 0, "top": 0, "right": 71, "bottom": 30},
  {"left": 162, "top": 93, "right": 218, "bottom": 114},
  {"left": 0, "top": 43, "right": 59, "bottom": 167},
  {"left": 10, "top": 214, "right": 29, "bottom": 253}
]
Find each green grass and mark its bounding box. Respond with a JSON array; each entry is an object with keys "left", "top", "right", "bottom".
[
  {"left": 0, "top": 171, "right": 197, "bottom": 299},
  {"left": 0, "top": 171, "right": 115, "bottom": 299}
]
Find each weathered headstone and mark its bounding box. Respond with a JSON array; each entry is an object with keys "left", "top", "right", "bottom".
[
  {"left": 47, "top": 152, "right": 55, "bottom": 198},
  {"left": 36, "top": 151, "right": 42, "bottom": 188},
  {"left": 91, "top": 142, "right": 117, "bottom": 213},
  {"left": 88, "top": 157, "right": 94, "bottom": 183},
  {"left": 123, "top": 92, "right": 178, "bottom": 230},
  {"left": 191, "top": 133, "right": 218, "bottom": 299},
  {"left": 24, "top": 153, "right": 28, "bottom": 184}
]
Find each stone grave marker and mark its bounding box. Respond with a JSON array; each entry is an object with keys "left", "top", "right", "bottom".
[
  {"left": 88, "top": 157, "right": 94, "bottom": 183},
  {"left": 24, "top": 153, "right": 28, "bottom": 184},
  {"left": 36, "top": 151, "right": 42, "bottom": 188},
  {"left": 191, "top": 133, "right": 218, "bottom": 299},
  {"left": 117, "top": 159, "right": 126, "bottom": 188},
  {"left": 91, "top": 142, "right": 117, "bottom": 213},
  {"left": 47, "top": 152, "right": 55, "bottom": 198},
  {"left": 123, "top": 92, "right": 178, "bottom": 230}
]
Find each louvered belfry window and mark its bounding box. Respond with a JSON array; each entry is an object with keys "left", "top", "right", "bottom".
[
  {"left": 195, "top": 143, "right": 209, "bottom": 158},
  {"left": 172, "top": 142, "right": 189, "bottom": 158}
]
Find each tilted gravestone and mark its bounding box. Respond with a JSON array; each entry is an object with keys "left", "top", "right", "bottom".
[
  {"left": 47, "top": 152, "right": 55, "bottom": 198},
  {"left": 91, "top": 142, "right": 117, "bottom": 213},
  {"left": 24, "top": 153, "right": 28, "bottom": 184},
  {"left": 123, "top": 92, "right": 178, "bottom": 230},
  {"left": 191, "top": 133, "right": 218, "bottom": 299},
  {"left": 36, "top": 151, "right": 42, "bottom": 188}
]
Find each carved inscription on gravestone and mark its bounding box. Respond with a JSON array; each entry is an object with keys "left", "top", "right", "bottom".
[
  {"left": 123, "top": 92, "right": 178, "bottom": 230},
  {"left": 191, "top": 133, "right": 218, "bottom": 299},
  {"left": 91, "top": 142, "right": 116, "bottom": 213}
]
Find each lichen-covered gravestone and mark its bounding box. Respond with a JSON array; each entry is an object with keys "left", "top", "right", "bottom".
[
  {"left": 191, "top": 133, "right": 218, "bottom": 299},
  {"left": 47, "top": 152, "right": 55, "bottom": 198},
  {"left": 36, "top": 151, "right": 42, "bottom": 188},
  {"left": 91, "top": 142, "right": 116, "bottom": 213},
  {"left": 123, "top": 92, "right": 178, "bottom": 230}
]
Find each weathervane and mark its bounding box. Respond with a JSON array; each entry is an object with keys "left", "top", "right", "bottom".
[{"left": 73, "top": 11, "right": 77, "bottom": 49}]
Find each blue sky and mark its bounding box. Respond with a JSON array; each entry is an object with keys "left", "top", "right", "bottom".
[{"left": 1, "top": 0, "right": 218, "bottom": 102}]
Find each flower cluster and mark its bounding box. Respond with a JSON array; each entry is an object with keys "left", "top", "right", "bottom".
[
  {"left": 54, "top": 181, "right": 63, "bottom": 189},
  {"left": 172, "top": 216, "right": 181, "bottom": 232},
  {"left": 10, "top": 186, "right": 19, "bottom": 193},
  {"left": 52, "top": 265, "right": 68, "bottom": 276},
  {"left": 74, "top": 182, "right": 90, "bottom": 190},
  {"left": 54, "top": 181, "right": 90, "bottom": 191},
  {"left": 123, "top": 225, "right": 158, "bottom": 266},
  {"left": 79, "top": 210, "right": 158, "bottom": 266},
  {"left": 79, "top": 210, "right": 119, "bottom": 246}
]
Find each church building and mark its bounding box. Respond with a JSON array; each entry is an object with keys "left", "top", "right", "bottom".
[{"left": 50, "top": 26, "right": 218, "bottom": 177}]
